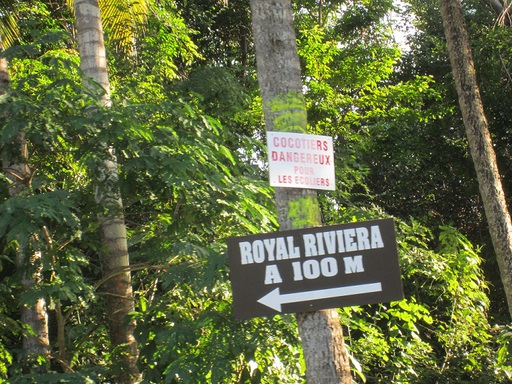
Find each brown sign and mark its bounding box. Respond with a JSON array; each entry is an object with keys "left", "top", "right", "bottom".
[{"left": 227, "top": 218, "right": 404, "bottom": 319}]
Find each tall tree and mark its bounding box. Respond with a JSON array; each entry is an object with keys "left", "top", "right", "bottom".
[
  {"left": 249, "top": 0, "right": 352, "bottom": 382},
  {"left": 64, "top": 0, "right": 150, "bottom": 54},
  {"left": 439, "top": 0, "right": 512, "bottom": 318},
  {"left": 0, "top": 36, "right": 50, "bottom": 372},
  {"left": 74, "top": 0, "right": 140, "bottom": 382}
]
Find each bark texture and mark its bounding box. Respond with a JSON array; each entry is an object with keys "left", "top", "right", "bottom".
[
  {"left": 17, "top": 250, "right": 50, "bottom": 369},
  {"left": 249, "top": 0, "right": 352, "bottom": 382},
  {"left": 74, "top": 1, "right": 140, "bottom": 382},
  {"left": 1, "top": 39, "right": 50, "bottom": 370},
  {"left": 440, "top": 0, "right": 512, "bottom": 318}
]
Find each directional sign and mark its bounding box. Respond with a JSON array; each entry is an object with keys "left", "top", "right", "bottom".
[
  {"left": 258, "top": 283, "right": 383, "bottom": 312},
  {"left": 227, "top": 218, "right": 403, "bottom": 319}
]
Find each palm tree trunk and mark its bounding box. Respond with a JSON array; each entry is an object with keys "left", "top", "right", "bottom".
[
  {"left": 74, "top": 1, "right": 140, "bottom": 382},
  {"left": 440, "top": 0, "right": 512, "bottom": 319},
  {"left": 0, "top": 38, "right": 50, "bottom": 371},
  {"left": 249, "top": 0, "right": 352, "bottom": 382}
]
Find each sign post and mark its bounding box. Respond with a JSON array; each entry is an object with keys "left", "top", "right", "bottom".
[{"left": 228, "top": 218, "right": 403, "bottom": 320}]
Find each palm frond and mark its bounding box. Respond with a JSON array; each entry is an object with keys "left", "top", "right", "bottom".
[
  {"left": 0, "top": 0, "right": 151, "bottom": 51},
  {"left": 99, "top": 0, "right": 150, "bottom": 52},
  {"left": 0, "top": 0, "right": 20, "bottom": 48}
]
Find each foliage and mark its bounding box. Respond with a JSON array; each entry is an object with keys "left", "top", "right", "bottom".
[
  {"left": 294, "top": 1, "right": 451, "bottom": 223},
  {"left": 0, "top": 0, "right": 511, "bottom": 382},
  {"left": 0, "top": 24, "right": 292, "bottom": 381},
  {"left": 175, "top": 0, "right": 252, "bottom": 70},
  {"left": 400, "top": 0, "right": 512, "bottom": 321},
  {"left": 108, "top": 0, "right": 200, "bottom": 81},
  {"left": 98, "top": 0, "right": 150, "bottom": 54},
  {"left": 133, "top": 248, "right": 303, "bottom": 383},
  {"left": 395, "top": 222, "right": 493, "bottom": 382},
  {"left": 329, "top": 211, "right": 501, "bottom": 383}
]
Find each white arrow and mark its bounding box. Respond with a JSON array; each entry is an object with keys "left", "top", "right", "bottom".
[{"left": 257, "top": 282, "right": 383, "bottom": 312}]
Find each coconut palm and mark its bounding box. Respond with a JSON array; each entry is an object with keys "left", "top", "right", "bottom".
[
  {"left": 0, "top": 0, "right": 150, "bottom": 53},
  {"left": 249, "top": 0, "right": 352, "bottom": 382},
  {"left": 75, "top": 0, "right": 142, "bottom": 381},
  {"left": 69, "top": 0, "right": 150, "bottom": 54},
  {"left": 0, "top": 34, "right": 50, "bottom": 371},
  {"left": 0, "top": 0, "right": 149, "bottom": 381}
]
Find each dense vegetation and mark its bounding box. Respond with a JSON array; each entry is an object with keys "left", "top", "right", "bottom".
[{"left": 1, "top": 0, "right": 512, "bottom": 382}]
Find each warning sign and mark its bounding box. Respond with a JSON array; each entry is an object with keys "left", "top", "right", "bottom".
[{"left": 267, "top": 131, "right": 335, "bottom": 190}]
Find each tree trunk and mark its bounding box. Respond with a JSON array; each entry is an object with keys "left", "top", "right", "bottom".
[
  {"left": 249, "top": 1, "right": 352, "bottom": 382},
  {"left": 17, "top": 249, "right": 50, "bottom": 371},
  {"left": 74, "top": 1, "right": 140, "bottom": 382},
  {"left": 0, "top": 38, "right": 50, "bottom": 371},
  {"left": 440, "top": 0, "right": 512, "bottom": 319}
]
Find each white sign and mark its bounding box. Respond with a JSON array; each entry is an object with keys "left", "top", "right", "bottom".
[{"left": 267, "top": 131, "right": 335, "bottom": 190}]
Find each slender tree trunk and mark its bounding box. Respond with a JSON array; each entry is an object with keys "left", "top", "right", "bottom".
[
  {"left": 249, "top": 1, "right": 352, "bottom": 382},
  {"left": 74, "top": 1, "right": 140, "bottom": 382},
  {"left": 440, "top": 0, "right": 512, "bottom": 318},
  {"left": 0, "top": 40, "right": 9, "bottom": 95},
  {"left": 0, "top": 38, "right": 50, "bottom": 371},
  {"left": 17, "top": 249, "right": 50, "bottom": 371}
]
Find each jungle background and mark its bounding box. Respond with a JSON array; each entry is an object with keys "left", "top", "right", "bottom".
[{"left": 2, "top": 0, "right": 512, "bottom": 382}]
